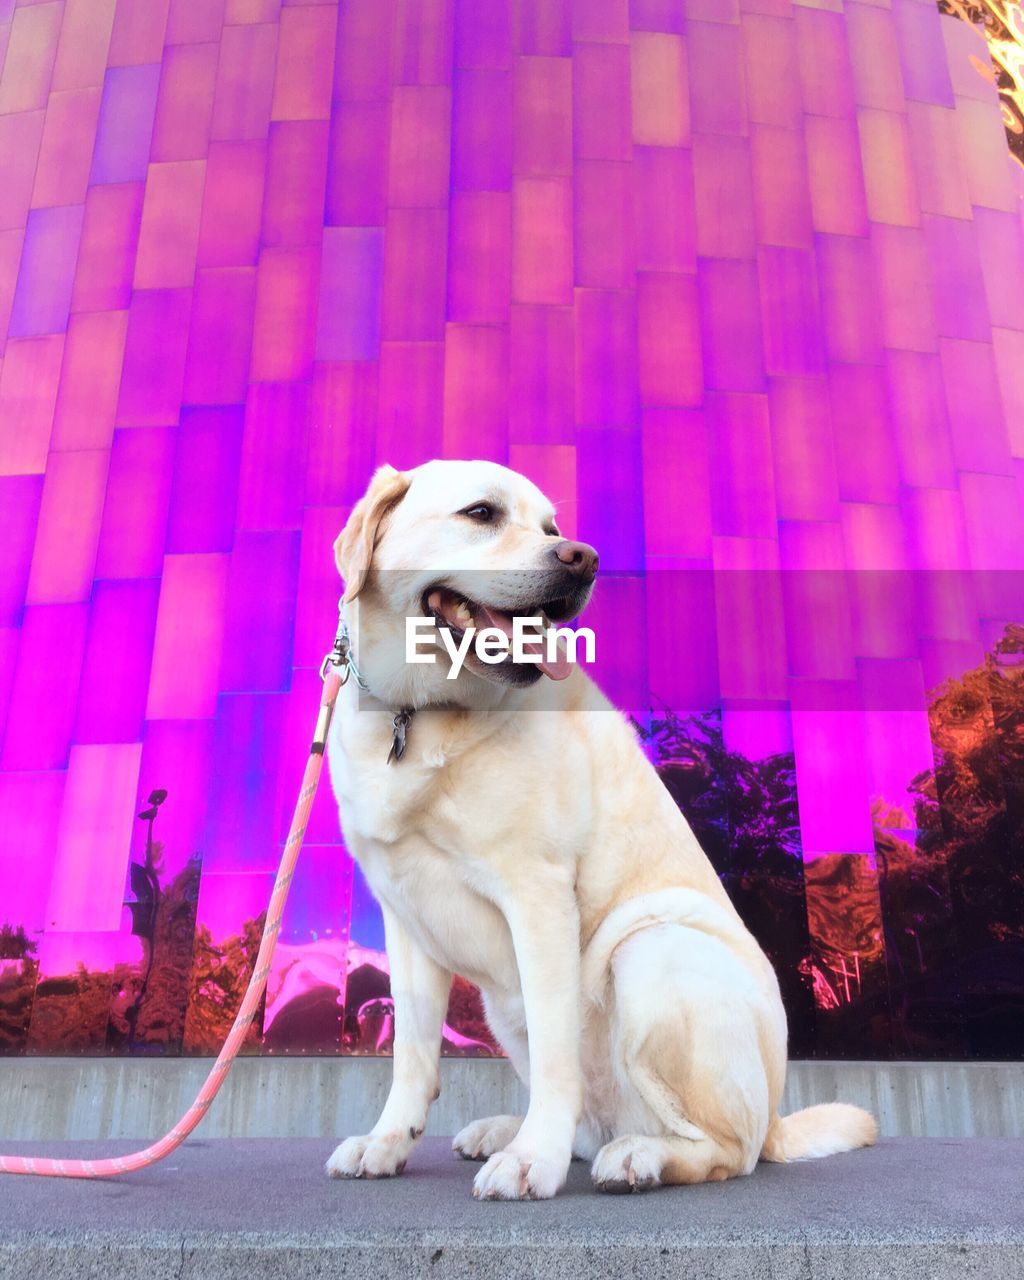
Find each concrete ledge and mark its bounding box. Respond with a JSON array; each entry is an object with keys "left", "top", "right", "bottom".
[
  {"left": 0, "top": 1137, "right": 1021, "bottom": 1280},
  {"left": 1, "top": 1057, "right": 1022, "bottom": 1142}
]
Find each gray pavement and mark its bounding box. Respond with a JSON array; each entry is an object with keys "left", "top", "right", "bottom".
[{"left": 0, "top": 1136, "right": 1021, "bottom": 1279}]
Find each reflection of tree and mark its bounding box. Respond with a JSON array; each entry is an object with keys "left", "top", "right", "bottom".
[
  {"left": 183, "top": 914, "right": 267, "bottom": 1055},
  {"left": 109, "top": 854, "right": 202, "bottom": 1054},
  {"left": 870, "top": 624, "right": 1024, "bottom": 1056},
  {"left": 445, "top": 975, "right": 497, "bottom": 1053},
  {"left": 638, "top": 711, "right": 817, "bottom": 1055}
]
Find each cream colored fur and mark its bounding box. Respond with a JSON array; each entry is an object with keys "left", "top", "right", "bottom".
[{"left": 324, "top": 460, "right": 877, "bottom": 1200}]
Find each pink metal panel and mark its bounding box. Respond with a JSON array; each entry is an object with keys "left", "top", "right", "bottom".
[
  {"left": 699, "top": 258, "right": 766, "bottom": 393},
  {"left": 447, "top": 191, "right": 511, "bottom": 323},
  {"left": 116, "top": 288, "right": 192, "bottom": 427},
  {"left": 883, "top": 349, "right": 957, "bottom": 490},
  {"left": 25, "top": 449, "right": 109, "bottom": 605},
  {"left": 196, "top": 139, "right": 266, "bottom": 266},
  {"left": 219, "top": 530, "right": 300, "bottom": 691},
  {"left": 924, "top": 215, "right": 992, "bottom": 345},
  {"left": 0, "top": 771, "right": 65, "bottom": 934},
  {"left": 0, "top": 0, "right": 62, "bottom": 113},
  {"left": 972, "top": 208, "right": 1024, "bottom": 334},
  {"left": 331, "top": 0, "right": 396, "bottom": 103},
  {"left": 794, "top": 7, "right": 855, "bottom": 120},
  {"left": 815, "top": 234, "right": 883, "bottom": 365},
  {"left": 70, "top": 181, "right": 144, "bottom": 312},
  {"left": 133, "top": 160, "right": 206, "bottom": 290},
  {"left": 686, "top": 20, "right": 747, "bottom": 136},
  {"left": 693, "top": 133, "right": 756, "bottom": 259},
  {"left": 940, "top": 337, "right": 1014, "bottom": 478},
  {"left": 324, "top": 101, "right": 389, "bottom": 225},
  {"left": 708, "top": 390, "right": 776, "bottom": 539},
  {"left": 829, "top": 362, "right": 900, "bottom": 506},
  {"left": 633, "top": 145, "right": 696, "bottom": 273},
  {"left": 508, "top": 302, "right": 574, "bottom": 443},
  {"left": 271, "top": 3, "right": 336, "bottom": 120},
  {"left": 108, "top": 0, "right": 170, "bottom": 65},
  {"left": 293, "top": 503, "right": 347, "bottom": 668},
  {"left": 514, "top": 0, "right": 571, "bottom": 54},
  {"left": 210, "top": 21, "right": 279, "bottom": 140},
  {"left": 636, "top": 271, "right": 702, "bottom": 408},
  {"left": 89, "top": 64, "right": 162, "bottom": 184},
  {"left": 891, "top": 0, "right": 953, "bottom": 107},
  {"left": 387, "top": 85, "right": 452, "bottom": 208},
  {"left": 166, "top": 0, "right": 226, "bottom": 44},
  {"left": 758, "top": 245, "right": 826, "bottom": 378},
  {"left": 992, "top": 329, "right": 1024, "bottom": 459},
  {"left": 641, "top": 407, "right": 712, "bottom": 560},
  {"left": 571, "top": 0, "right": 629, "bottom": 44},
  {"left": 52, "top": 0, "right": 117, "bottom": 91},
  {"left": 236, "top": 381, "right": 311, "bottom": 531},
  {"left": 871, "top": 223, "right": 938, "bottom": 354},
  {"left": 147, "top": 554, "right": 230, "bottom": 720},
  {"left": 0, "top": 475, "right": 42, "bottom": 627},
  {"left": 381, "top": 208, "right": 448, "bottom": 340},
  {"left": 767, "top": 376, "right": 840, "bottom": 523},
  {"left": 750, "top": 124, "right": 813, "bottom": 248},
  {"left": 93, "top": 427, "right": 175, "bottom": 579},
  {"left": 394, "top": 0, "right": 453, "bottom": 83},
  {"left": 573, "top": 42, "right": 632, "bottom": 160},
  {"left": 443, "top": 324, "right": 509, "bottom": 461},
  {"left": 305, "top": 362, "right": 378, "bottom": 505},
  {"left": 804, "top": 115, "right": 869, "bottom": 236},
  {"left": 513, "top": 55, "right": 572, "bottom": 176},
  {"left": 575, "top": 288, "right": 638, "bottom": 427},
  {"left": 376, "top": 341, "right": 445, "bottom": 466},
  {"left": 151, "top": 40, "right": 219, "bottom": 162},
  {"left": 742, "top": 13, "right": 801, "bottom": 128},
  {"left": 0, "top": 109, "right": 45, "bottom": 234},
  {"left": 630, "top": 32, "right": 688, "bottom": 146},
  {"left": 31, "top": 86, "right": 102, "bottom": 209},
  {"left": 779, "top": 519, "right": 856, "bottom": 681},
  {"left": 713, "top": 535, "right": 788, "bottom": 702},
  {"left": 249, "top": 244, "right": 319, "bottom": 380},
  {"left": 512, "top": 176, "right": 573, "bottom": 304},
  {"left": 506, "top": 442, "right": 577, "bottom": 537},
  {"left": 183, "top": 266, "right": 258, "bottom": 404},
  {"left": 858, "top": 107, "right": 920, "bottom": 227},
  {"left": 0, "top": 334, "right": 64, "bottom": 476},
  {"left": 845, "top": 3, "right": 905, "bottom": 112},
  {"left": 906, "top": 101, "right": 971, "bottom": 221},
  {"left": 574, "top": 160, "right": 635, "bottom": 289}
]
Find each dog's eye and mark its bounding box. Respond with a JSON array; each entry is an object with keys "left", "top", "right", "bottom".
[{"left": 461, "top": 504, "right": 494, "bottom": 523}]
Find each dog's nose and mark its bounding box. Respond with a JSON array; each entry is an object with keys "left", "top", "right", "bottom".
[{"left": 553, "top": 539, "right": 599, "bottom": 582}]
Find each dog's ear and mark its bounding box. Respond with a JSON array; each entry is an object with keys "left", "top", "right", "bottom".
[{"left": 334, "top": 465, "right": 411, "bottom": 602}]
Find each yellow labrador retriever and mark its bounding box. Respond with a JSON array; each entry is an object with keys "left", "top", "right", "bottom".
[{"left": 325, "top": 460, "right": 876, "bottom": 1200}]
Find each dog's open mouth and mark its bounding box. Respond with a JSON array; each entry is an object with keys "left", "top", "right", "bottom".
[{"left": 422, "top": 587, "right": 579, "bottom": 681}]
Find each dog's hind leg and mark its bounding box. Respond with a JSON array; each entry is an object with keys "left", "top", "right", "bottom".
[{"left": 590, "top": 922, "right": 778, "bottom": 1193}]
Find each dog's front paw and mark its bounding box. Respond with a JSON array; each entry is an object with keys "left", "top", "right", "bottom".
[
  {"left": 472, "top": 1146, "right": 569, "bottom": 1201},
  {"left": 326, "top": 1133, "right": 410, "bottom": 1180},
  {"left": 453, "top": 1115, "right": 523, "bottom": 1161}
]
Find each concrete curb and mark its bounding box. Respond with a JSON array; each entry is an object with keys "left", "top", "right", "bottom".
[{"left": 0, "top": 1137, "right": 1021, "bottom": 1280}]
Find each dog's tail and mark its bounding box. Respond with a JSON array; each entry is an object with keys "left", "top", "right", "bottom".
[{"left": 760, "top": 1103, "right": 878, "bottom": 1162}]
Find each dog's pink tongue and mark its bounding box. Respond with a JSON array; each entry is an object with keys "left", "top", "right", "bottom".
[{"left": 477, "top": 606, "right": 573, "bottom": 681}]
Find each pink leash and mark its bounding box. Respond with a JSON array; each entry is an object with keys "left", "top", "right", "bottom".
[{"left": 0, "top": 665, "right": 346, "bottom": 1179}]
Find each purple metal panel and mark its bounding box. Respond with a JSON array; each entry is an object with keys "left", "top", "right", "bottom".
[
  {"left": 89, "top": 63, "right": 162, "bottom": 183},
  {"left": 147, "top": 553, "right": 229, "bottom": 719},
  {"left": 454, "top": 0, "right": 510, "bottom": 67},
  {"left": 970, "top": 207, "right": 1024, "bottom": 333},
  {"left": 513, "top": 55, "right": 572, "bottom": 176},
  {"left": 332, "top": 0, "right": 396, "bottom": 103},
  {"left": 249, "top": 244, "right": 319, "bottom": 381},
  {"left": 940, "top": 338, "right": 1015, "bottom": 478},
  {"left": 8, "top": 204, "right": 85, "bottom": 339},
  {"left": 779, "top": 520, "right": 856, "bottom": 681},
  {"left": 315, "top": 227, "right": 384, "bottom": 361},
  {"left": 376, "top": 341, "right": 445, "bottom": 466},
  {"left": 271, "top": 3, "right": 336, "bottom": 120},
  {"left": 693, "top": 133, "right": 756, "bottom": 259},
  {"left": 573, "top": 42, "right": 632, "bottom": 160},
  {"left": 574, "top": 160, "right": 635, "bottom": 289},
  {"left": 751, "top": 124, "right": 814, "bottom": 249},
  {"left": 870, "top": 224, "right": 938, "bottom": 354},
  {"left": 758, "top": 245, "right": 826, "bottom": 378},
  {"left": 642, "top": 407, "right": 712, "bottom": 560},
  {"left": 324, "top": 101, "right": 390, "bottom": 226},
  {"left": 0, "top": 476, "right": 43, "bottom": 627},
  {"left": 793, "top": 8, "right": 855, "bottom": 120},
  {"left": 305, "top": 363, "right": 378, "bottom": 505},
  {"left": 767, "top": 376, "right": 840, "bottom": 524},
  {"left": 828, "top": 363, "right": 900, "bottom": 506},
  {"left": 891, "top": 0, "right": 954, "bottom": 108},
  {"left": 576, "top": 427, "right": 644, "bottom": 570},
  {"left": 906, "top": 101, "right": 972, "bottom": 221},
  {"left": 845, "top": 3, "right": 905, "bottom": 112},
  {"left": 209, "top": 21, "right": 279, "bottom": 140},
  {"left": 883, "top": 349, "right": 957, "bottom": 490},
  {"left": 713, "top": 535, "right": 788, "bottom": 702},
  {"left": 815, "top": 234, "right": 883, "bottom": 365},
  {"left": 394, "top": 0, "right": 453, "bottom": 83},
  {"left": 452, "top": 68, "right": 513, "bottom": 189},
  {"left": 686, "top": 21, "right": 747, "bottom": 137},
  {"left": 166, "top": 0, "right": 226, "bottom": 44},
  {"left": 514, "top": 0, "right": 571, "bottom": 54},
  {"left": 197, "top": 139, "right": 266, "bottom": 266},
  {"left": 381, "top": 208, "right": 448, "bottom": 340},
  {"left": 387, "top": 85, "right": 452, "bottom": 207},
  {"left": 708, "top": 390, "right": 776, "bottom": 540}
]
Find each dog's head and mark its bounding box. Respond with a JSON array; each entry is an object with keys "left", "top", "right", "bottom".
[{"left": 334, "top": 460, "right": 598, "bottom": 696}]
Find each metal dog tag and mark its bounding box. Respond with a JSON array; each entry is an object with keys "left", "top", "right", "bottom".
[{"left": 388, "top": 709, "right": 413, "bottom": 764}]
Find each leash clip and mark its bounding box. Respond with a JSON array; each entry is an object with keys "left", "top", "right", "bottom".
[{"left": 320, "top": 610, "right": 368, "bottom": 690}]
